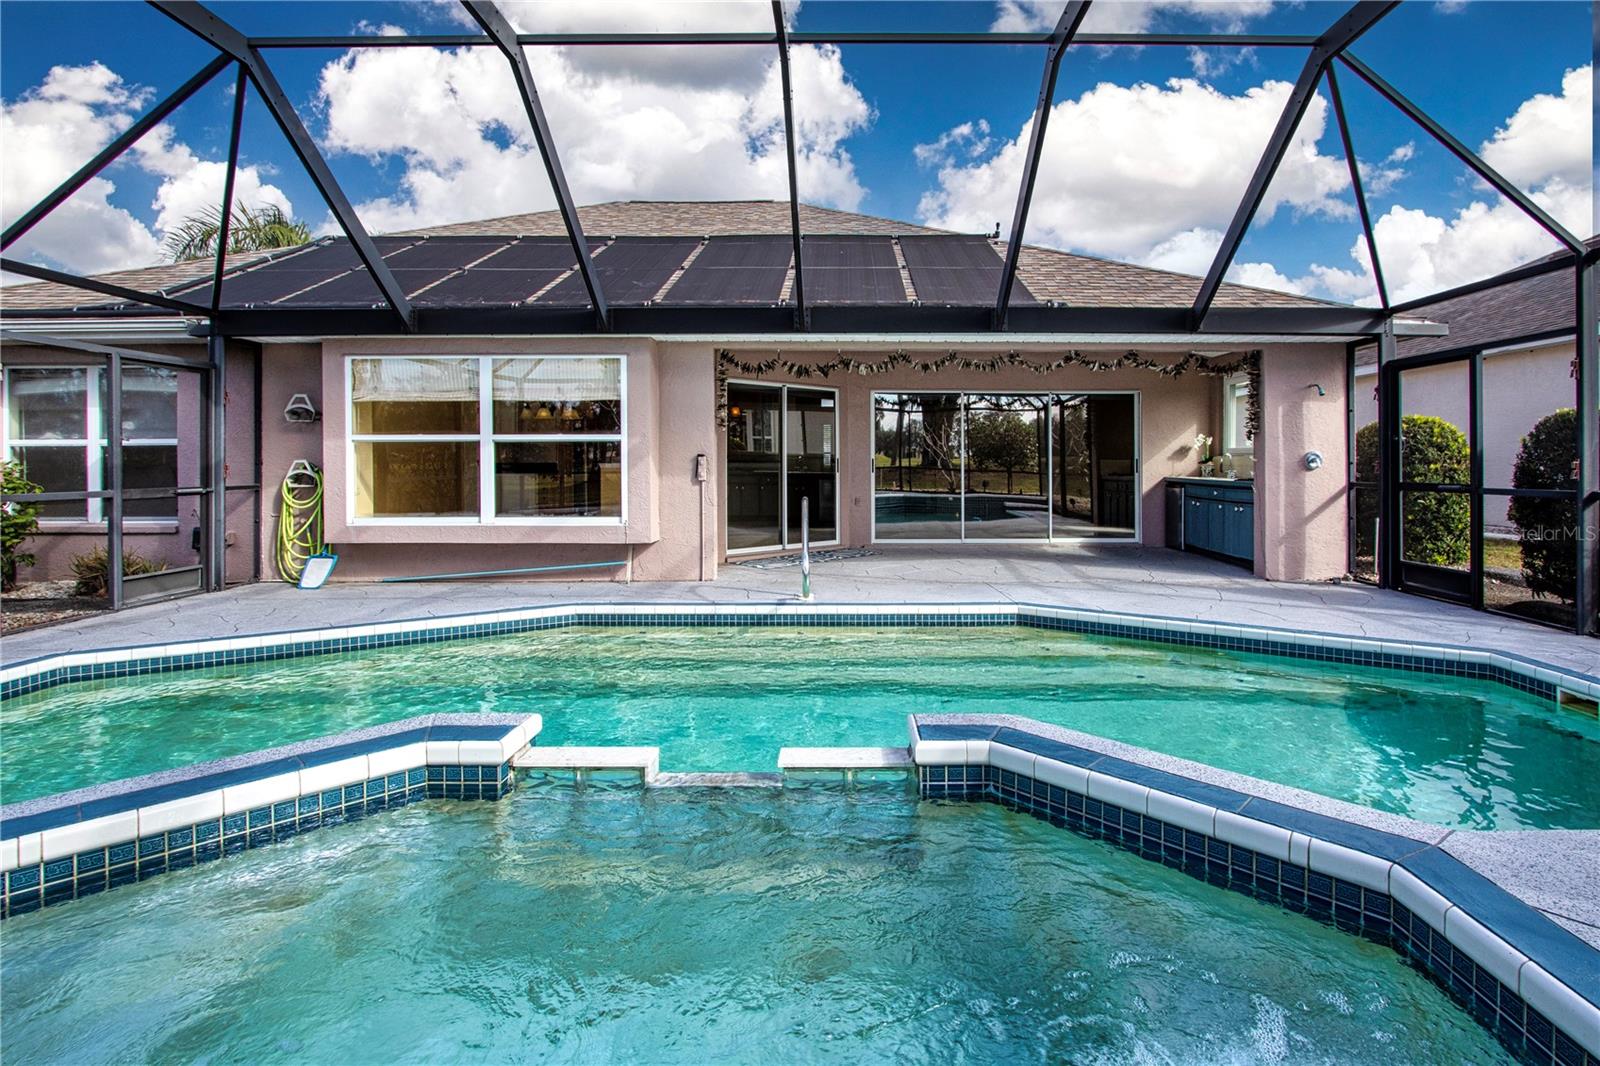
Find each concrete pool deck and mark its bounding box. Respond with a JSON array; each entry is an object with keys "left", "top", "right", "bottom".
[{"left": 3, "top": 544, "right": 1594, "bottom": 676}]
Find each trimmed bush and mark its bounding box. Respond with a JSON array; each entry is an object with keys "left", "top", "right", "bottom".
[
  {"left": 1508, "top": 408, "right": 1577, "bottom": 600},
  {"left": 2, "top": 459, "right": 41, "bottom": 590},
  {"left": 70, "top": 548, "right": 167, "bottom": 598},
  {"left": 1354, "top": 415, "right": 1470, "bottom": 568}
]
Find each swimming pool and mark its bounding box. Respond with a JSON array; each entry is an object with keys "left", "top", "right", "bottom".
[
  {"left": 0, "top": 787, "right": 1507, "bottom": 1064},
  {"left": 4, "top": 625, "right": 1595, "bottom": 830}
]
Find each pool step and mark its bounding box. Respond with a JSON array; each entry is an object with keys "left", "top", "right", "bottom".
[
  {"left": 654, "top": 771, "right": 783, "bottom": 788},
  {"left": 778, "top": 747, "right": 914, "bottom": 773},
  {"left": 512, "top": 746, "right": 660, "bottom": 783}
]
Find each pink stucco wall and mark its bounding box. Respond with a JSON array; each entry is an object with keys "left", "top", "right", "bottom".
[
  {"left": 8, "top": 339, "right": 258, "bottom": 586},
  {"left": 243, "top": 337, "right": 1352, "bottom": 585},
  {"left": 1253, "top": 344, "right": 1349, "bottom": 582},
  {"left": 1353, "top": 340, "right": 1574, "bottom": 531}
]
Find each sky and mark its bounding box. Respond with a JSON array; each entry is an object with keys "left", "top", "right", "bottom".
[{"left": 1, "top": 0, "right": 1591, "bottom": 306}]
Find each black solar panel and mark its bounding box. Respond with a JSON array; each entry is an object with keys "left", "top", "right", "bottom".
[
  {"left": 202, "top": 268, "right": 360, "bottom": 307},
  {"left": 659, "top": 237, "right": 791, "bottom": 304},
  {"left": 414, "top": 269, "right": 566, "bottom": 305},
  {"left": 537, "top": 237, "right": 699, "bottom": 305},
  {"left": 384, "top": 238, "right": 515, "bottom": 269},
  {"left": 899, "top": 235, "right": 1036, "bottom": 305},
  {"left": 476, "top": 238, "right": 584, "bottom": 271},
  {"left": 283, "top": 268, "right": 453, "bottom": 306},
  {"left": 803, "top": 236, "right": 904, "bottom": 304}
]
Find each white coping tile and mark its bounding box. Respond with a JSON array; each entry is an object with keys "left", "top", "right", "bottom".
[
  {"left": 1307, "top": 838, "right": 1393, "bottom": 892},
  {"left": 1443, "top": 907, "right": 1528, "bottom": 990},
  {"left": 424, "top": 740, "right": 463, "bottom": 766},
  {"left": 1519, "top": 962, "right": 1600, "bottom": 1056},
  {"left": 964, "top": 739, "right": 992, "bottom": 765},
  {"left": 17, "top": 833, "right": 42, "bottom": 867},
  {"left": 516, "top": 715, "right": 543, "bottom": 747},
  {"left": 1389, "top": 866, "right": 1451, "bottom": 933},
  {"left": 138, "top": 791, "right": 225, "bottom": 837},
  {"left": 1145, "top": 790, "right": 1215, "bottom": 836},
  {"left": 368, "top": 742, "right": 428, "bottom": 778},
  {"left": 1034, "top": 757, "right": 1090, "bottom": 793},
  {"left": 221, "top": 771, "right": 302, "bottom": 815},
  {"left": 458, "top": 740, "right": 507, "bottom": 764},
  {"left": 1288, "top": 832, "right": 1311, "bottom": 868},
  {"left": 905, "top": 715, "right": 921, "bottom": 744},
  {"left": 911, "top": 739, "right": 968, "bottom": 766},
  {"left": 1214, "top": 811, "right": 1292, "bottom": 862},
  {"left": 1087, "top": 771, "right": 1149, "bottom": 814},
  {"left": 41, "top": 811, "right": 140, "bottom": 862},
  {"left": 988, "top": 743, "right": 1037, "bottom": 777},
  {"left": 0, "top": 836, "right": 17, "bottom": 873},
  {"left": 299, "top": 755, "right": 372, "bottom": 795}
]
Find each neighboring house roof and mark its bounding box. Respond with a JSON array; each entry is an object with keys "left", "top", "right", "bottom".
[
  {"left": 1355, "top": 237, "right": 1599, "bottom": 366},
  {"left": 0, "top": 200, "right": 1331, "bottom": 314}
]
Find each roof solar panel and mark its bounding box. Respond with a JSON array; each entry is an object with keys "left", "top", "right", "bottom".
[
  {"left": 803, "top": 236, "right": 904, "bottom": 304},
  {"left": 476, "top": 238, "right": 584, "bottom": 271},
  {"left": 383, "top": 238, "right": 515, "bottom": 269},
  {"left": 803, "top": 236, "right": 897, "bottom": 268},
  {"left": 281, "top": 268, "right": 452, "bottom": 307},
  {"left": 414, "top": 269, "right": 567, "bottom": 305},
  {"left": 659, "top": 237, "right": 791, "bottom": 304},
  {"left": 536, "top": 237, "right": 699, "bottom": 305},
  {"left": 900, "top": 235, "right": 1036, "bottom": 305},
  {"left": 205, "top": 268, "right": 360, "bottom": 307}
]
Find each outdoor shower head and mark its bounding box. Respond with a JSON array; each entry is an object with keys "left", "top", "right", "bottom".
[{"left": 1307, "top": 384, "right": 1326, "bottom": 397}]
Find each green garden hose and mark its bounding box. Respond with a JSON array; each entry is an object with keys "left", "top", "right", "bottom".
[{"left": 275, "top": 463, "right": 326, "bottom": 583}]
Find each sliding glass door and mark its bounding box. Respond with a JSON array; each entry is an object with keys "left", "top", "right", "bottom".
[
  {"left": 873, "top": 391, "right": 1138, "bottom": 542},
  {"left": 725, "top": 382, "right": 837, "bottom": 553}
]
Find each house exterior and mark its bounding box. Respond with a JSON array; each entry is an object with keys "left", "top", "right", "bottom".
[{"left": 3, "top": 201, "right": 1368, "bottom": 590}]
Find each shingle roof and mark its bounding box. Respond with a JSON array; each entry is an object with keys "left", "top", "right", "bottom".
[
  {"left": 1354, "top": 238, "right": 1599, "bottom": 365},
  {"left": 0, "top": 200, "right": 1335, "bottom": 314}
]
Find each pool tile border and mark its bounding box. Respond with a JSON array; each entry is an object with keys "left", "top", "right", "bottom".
[
  {"left": 0, "top": 713, "right": 540, "bottom": 919},
  {"left": 909, "top": 715, "right": 1600, "bottom": 1066},
  {"left": 1, "top": 601, "right": 1592, "bottom": 707}
]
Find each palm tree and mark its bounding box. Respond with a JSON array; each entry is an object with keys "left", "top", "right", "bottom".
[{"left": 164, "top": 203, "right": 311, "bottom": 262}]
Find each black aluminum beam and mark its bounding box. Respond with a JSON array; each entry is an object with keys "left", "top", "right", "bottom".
[
  {"left": 149, "top": 1, "right": 416, "bottom": 330},
  {"left": 0, "top": 258, "right": 210, "bottom": 315},
  {"left": 0, "top": 329, "right": 214, "bottom": 370},
  {"left": 194, "top": 301, "right": 1395, "bottom": 339},
  {"left": 1191, "top": 1, "right": 1397, "bottom": 327},
  {"left": 995, "top": 0, "right": 1093, "bottom": 329},
  {"left": 1, "top": 53, "right": 232, "bottom": 251},
  {"left": 210, "top": 63, "right": 248, "bottom": 316},
  {"left": 246, "top": 31, "right": 1318, "bottom": 49},
  {"left": 1338, "top": 52, "right": 1584, "bottom": 254},
  {"left": 1325, "top": 64, "right": 1388, "bottom": 310},
  {"left": 1577, "top": 259, "right": 1598, "bottom": 634},
  {"left": 773, "top": 1, "right": 806, "bottom": 328},
  {"left": 462, "top": 0, "right": 609, "bottom": 329}
]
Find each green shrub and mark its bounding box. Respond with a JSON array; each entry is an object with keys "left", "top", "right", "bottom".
[
  {"left": 2, "top": 459, "right": 42, "bottom": 590},
  {"left": 1508, "top": 408, "right": 1577, "bottom": 600},
  {"left": 1354, "top": 415, "right": 1470, "bottom": 567},
  {"left": 69, "top": 547, "right": 167, "bottom": 598}
]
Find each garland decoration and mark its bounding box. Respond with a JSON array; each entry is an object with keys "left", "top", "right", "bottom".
[{"left": 716, "top": 348, "right": 1263, "bottom": 434}]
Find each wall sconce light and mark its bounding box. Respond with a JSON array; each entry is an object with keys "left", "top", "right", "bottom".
[
  {"left": 1304, "top": 451, "right": 1325, "bottom": 471},
  {"left": 283, "top": 394, "right": 319, "bottom": 423}
]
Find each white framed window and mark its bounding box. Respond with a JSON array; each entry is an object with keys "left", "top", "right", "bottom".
[
  {"left": 347, "top": 355, "right": 626, "bottom": 525},
  {"left": 2, "top": 365, "right": 179, "bottom": 524},
  {"left": 1221, "top": 374, "right": 1252, "bottom": 454}
]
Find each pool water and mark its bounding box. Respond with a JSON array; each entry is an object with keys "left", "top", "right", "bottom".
[
  {"left": 0, "top": 788, "right": 1509, "bottom": 1065},
  {"left": 4, "top": 626, "right": 1596, "bottom": 829}
]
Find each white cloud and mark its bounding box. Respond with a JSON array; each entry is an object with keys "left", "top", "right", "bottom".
[
  {"left": 1294, "top": 65, "right": 1592, "bottom": 303},
  {"left": 913, "top": 120, "right": 992, "bottom": 167},
  {"left": 313, "top": 4, "right": 873, "bottom": 232},
  {"left": 917, "top": 76, "right": 1351, "bottom": 260},
  {"left": 989, "top": 0, "right": 1273, "bottom": 34},
  {"left": 1, "top": 62, "right": 296, "bottom": 276}
]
